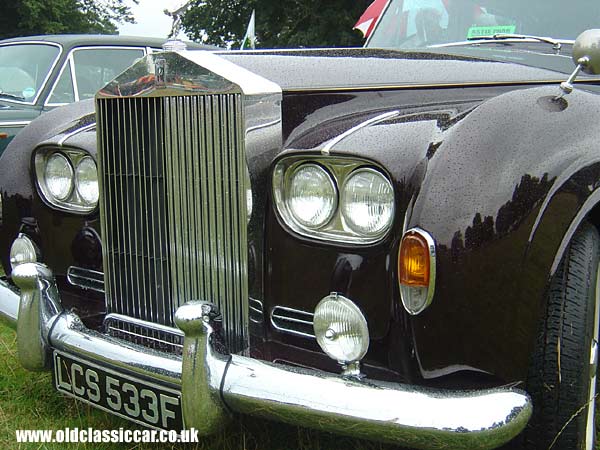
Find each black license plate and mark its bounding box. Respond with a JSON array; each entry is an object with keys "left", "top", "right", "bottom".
[{"left": 53, "top": 351, "right": 183, "bottom": 430}]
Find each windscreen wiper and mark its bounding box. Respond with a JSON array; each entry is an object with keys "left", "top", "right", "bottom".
[
  {"left": 0, "top": 92, "right": 26, "bottom": 101},
  {"left": 467, "top": 34, "right": 563, "bottom": 50}
]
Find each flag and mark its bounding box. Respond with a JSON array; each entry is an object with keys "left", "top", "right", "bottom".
[
  {"left": 241, "top": 10, "right": 256, "bottom": 50},
  {"left": 354, "top": 0, "right": 389, "bottom": 39}
]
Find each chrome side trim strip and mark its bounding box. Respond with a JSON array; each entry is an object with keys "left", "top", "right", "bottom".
[
  {"left": 0, "top": 121, "right": 32, "bottom": 127},
  {"left": 57, "top": 122, "right": 96, "bottom": 146},
  {"left": 282, "top": 79, "right": 597, "bottom": 93},
  {"left": 321, "top": 110, "right": 399, "bottom": 155}
]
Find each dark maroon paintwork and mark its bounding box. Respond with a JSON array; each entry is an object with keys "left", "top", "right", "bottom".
[{"left": 2, "top": 45, "right": 600, "bottom": 390}]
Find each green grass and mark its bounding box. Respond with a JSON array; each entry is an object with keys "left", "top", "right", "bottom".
[{"left": 0, "top": 322, "right": 399, "bottom": 450}]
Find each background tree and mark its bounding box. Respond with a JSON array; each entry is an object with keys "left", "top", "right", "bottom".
[
  {"left": 180, "top": 0, "right": 370, "bottom": 48},
  {"left": 0, "top": 0, "right": 136, "bottom": 39}
]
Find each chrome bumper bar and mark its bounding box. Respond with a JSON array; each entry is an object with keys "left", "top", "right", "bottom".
[{"left": 0, "top": 263, "right": 532, "bottom": 450}]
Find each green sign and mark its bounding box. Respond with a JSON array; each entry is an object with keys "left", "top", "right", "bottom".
[{"left": 467, "top": 25, "right": 517, "bottom": 39}]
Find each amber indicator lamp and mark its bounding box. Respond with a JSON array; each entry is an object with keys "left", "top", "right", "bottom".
[{"left": 398, "top": 231, "right": 430, "bottom": 287}]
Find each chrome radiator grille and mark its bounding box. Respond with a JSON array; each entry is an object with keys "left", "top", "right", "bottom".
[{"left": 97, "top": 94, "right": 249, "bottom": 352}]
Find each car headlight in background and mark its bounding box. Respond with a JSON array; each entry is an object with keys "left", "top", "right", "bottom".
[
  {"left": 398, "top": 228, "right": 436, "bottom": 315},
  {"left": 341, "top": 168, "right": 394, "bottom": 237},
  {"left": 287, "top": 163, "right": 337, "bottom": 229},
  {"left": 34, "top": 148, "right": 98, "bottom": 213},
  {"left": 44, "top": 153, "right": 74, "bottom": 201},
  {"left": 273, "top": 156, "right": 395, "bottom": 244}
]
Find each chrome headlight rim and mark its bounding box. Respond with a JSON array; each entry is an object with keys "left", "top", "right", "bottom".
[
  {"left": 34, "top": 147, "right": 98, "bottom": 214},
  {"left": 285, "top": 162, "right": 338, "bottom": 230},
  {"left": 273, "top": 155, "right": 395, "bottom": 245},
  {"left": 340, "top": 166, "right": 395, "bottom": 239}
]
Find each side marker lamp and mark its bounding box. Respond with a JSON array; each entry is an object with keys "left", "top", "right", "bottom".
[{"left": 398, "top": 228, "right": 436, "bottom": 315}]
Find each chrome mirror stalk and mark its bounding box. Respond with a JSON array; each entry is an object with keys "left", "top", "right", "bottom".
[{"left": 558, "top": 29, "right": 600, "bottom": 97}]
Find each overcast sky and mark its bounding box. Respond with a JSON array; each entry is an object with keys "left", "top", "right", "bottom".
[{"left": 118, "top": 0, "right": 187, "bottom": 38}]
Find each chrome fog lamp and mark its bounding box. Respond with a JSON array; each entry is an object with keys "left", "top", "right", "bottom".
[
  {"left": 313, "top": 293, "right": 369, "bottom": 373},
  {"left": 75, "top": 156, "right": 99, "bottom": 206},
  {"left": 286, "top": 163, "right": 337, "bottom": 229},
  {"left": 10, "top": 234, "right": 38, "bottom": 271},
  {"left": 44, "top": 153, "right": 74, "bottom": 201},
  {"left": 341, "top": 168, "right": 394, "bottom": 237}
]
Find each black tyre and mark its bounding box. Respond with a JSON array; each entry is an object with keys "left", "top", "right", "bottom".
[{"left": 525, "top": 222, "right": 600, "bottom": 449}]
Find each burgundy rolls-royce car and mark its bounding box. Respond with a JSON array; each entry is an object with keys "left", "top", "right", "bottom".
[{"left": 2, "top": 1, "right": 600, "bottom": 449}]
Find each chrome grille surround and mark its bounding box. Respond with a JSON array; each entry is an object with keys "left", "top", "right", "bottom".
[
  {"left": 97, "top": 51, "right": 282, "bottom": 353},
  {"left": 104, "top": 314, "right": 184, "bottom": 355}
]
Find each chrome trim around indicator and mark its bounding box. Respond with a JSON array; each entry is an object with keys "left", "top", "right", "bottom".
[
  {"left": 399, "top": 227, "right": 437, "bottom": 315},
  {"left": 1, "top": 264, "right": 532, "bottom": 449}
]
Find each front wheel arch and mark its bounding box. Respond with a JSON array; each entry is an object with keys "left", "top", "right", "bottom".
[{"left": 525, "top": 221, "right": 600, "bottom": 449}]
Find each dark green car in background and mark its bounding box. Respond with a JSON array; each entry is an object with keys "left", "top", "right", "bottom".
[{"left": 0, "top": 34, "right": 204, "bottom": 156}]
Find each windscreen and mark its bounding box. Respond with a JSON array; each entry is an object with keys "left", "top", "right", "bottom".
[
  {"left": 368, "top": 0, "right": 600, "bottom": 48},
  {"left": 0, "top": 43, "right": 60, "bottom": 103}
]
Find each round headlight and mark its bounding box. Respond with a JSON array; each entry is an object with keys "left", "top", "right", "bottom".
[
  {"left": 341, "top": 168, "right": 394, "bottom": 237},
  {"left": 287, "top": 164, "right": 337, "bottom": 229},
  {"left": 10, "top": 234, "right": 38, "bottom": 271},
  {"left": 44, "top": 153, "right": 74, "bottom": 201},
  {"left": 75, "top": 156, "right": 99, "bottom": 206},
  {"left": 313, "top": 293, "right": 369, "bottom": 363}
]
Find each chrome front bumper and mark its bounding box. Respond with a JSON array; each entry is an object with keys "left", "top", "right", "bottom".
[{"left": 0, "top": 263, "right": 532, "bottom": 450}]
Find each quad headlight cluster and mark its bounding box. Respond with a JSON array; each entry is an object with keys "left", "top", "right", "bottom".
[
  {"left": 273, "top": 157, "right": 395, "bottom": 244},
  {"left": 34, "top": 148, "right": 99, "bottom": 213}
]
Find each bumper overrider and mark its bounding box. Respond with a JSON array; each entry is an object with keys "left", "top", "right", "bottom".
[{"left": 0, "top": 263, "right": 532, "bottom": 449}]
